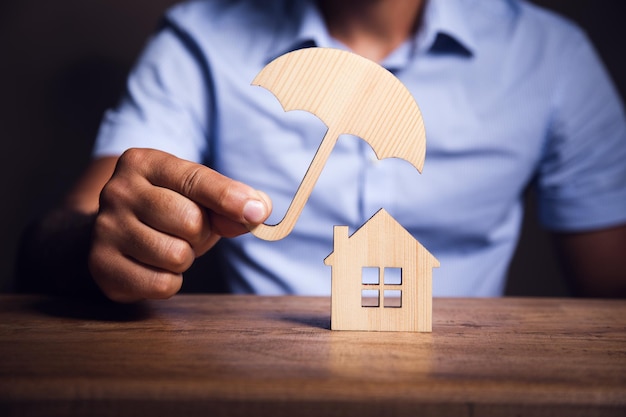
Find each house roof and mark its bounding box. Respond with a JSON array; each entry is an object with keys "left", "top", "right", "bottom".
[{"left": 324, "top": 208, "right": 439, "bottom": 266}]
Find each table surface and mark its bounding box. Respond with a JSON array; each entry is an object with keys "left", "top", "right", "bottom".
[{"left": 1, "top": 295, "right": 625, "bottom": 417}]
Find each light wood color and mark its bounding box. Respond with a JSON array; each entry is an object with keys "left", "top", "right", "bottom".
[
  {"left": 2, "top": 295, "right": 625, "bottom": 417},
  {"left": 246, "top": 48, "right": 434, "bottom": 332},
  {"left": 247, "top": 47, "right": 426, "bottom": 241},
  {"left": 325, "top": 209, "right": 439, "bottom": 332}
]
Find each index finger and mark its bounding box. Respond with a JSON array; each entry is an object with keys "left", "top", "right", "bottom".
[{"left": 123, "top": 149, "right": 271, "bottom": 225}]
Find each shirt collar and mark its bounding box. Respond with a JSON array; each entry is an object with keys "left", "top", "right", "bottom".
[
  {"left": 296, "top": 1, "right": 334, "bottom": 48},
  {"left": 417, "top": 0, "right": 477, "bottom": 57},
  {"left": 264, "top": 1, "right": 331, "bottom": 63},
  {"left": 265, "top": 0, "right": 479, "bottom": 65}
]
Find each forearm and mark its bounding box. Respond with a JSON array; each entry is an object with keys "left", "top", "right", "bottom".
[{"left": 16, "top": 209, "right": 102, "bottom": 297}]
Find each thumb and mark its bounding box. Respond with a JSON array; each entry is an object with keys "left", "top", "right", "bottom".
[{"left": 243, "top": 190, "right": 273, "bottom": 224}]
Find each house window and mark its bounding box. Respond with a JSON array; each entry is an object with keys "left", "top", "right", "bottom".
[{"left": 361, "top": 267, "right": 402, "bottom": 308}]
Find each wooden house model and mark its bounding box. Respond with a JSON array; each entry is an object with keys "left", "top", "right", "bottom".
[{"left": 324, "top": 209, "right": 439, "bottom": 332}]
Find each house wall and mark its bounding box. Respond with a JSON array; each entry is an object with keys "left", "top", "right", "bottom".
[{"left": 328, "top": 217, "right": 434, "bottom": 332}]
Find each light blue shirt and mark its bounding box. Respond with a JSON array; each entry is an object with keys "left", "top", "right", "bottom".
[{"left": 94, "top": 0, "right": 626, "bottom": 296}]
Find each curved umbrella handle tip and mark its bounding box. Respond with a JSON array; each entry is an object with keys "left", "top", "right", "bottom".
[{"left": 247, "top": 222, "right": 290, "bottom": 242}]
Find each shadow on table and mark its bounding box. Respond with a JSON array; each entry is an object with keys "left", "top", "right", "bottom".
[
  {"left": 32, "top": 296, "right": 154, "bottom": 322},
  {"left": 278, "top": 314, "right": 331, "bottom": 330}
]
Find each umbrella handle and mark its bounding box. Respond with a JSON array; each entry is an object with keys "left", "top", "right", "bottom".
[{"left": 248, "top": 128, "right": 339, "bottom": 241}]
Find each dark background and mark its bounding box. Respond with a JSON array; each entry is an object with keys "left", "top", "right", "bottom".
[{"left": 1, "top": 1, "right": 624, "bottom": 294}]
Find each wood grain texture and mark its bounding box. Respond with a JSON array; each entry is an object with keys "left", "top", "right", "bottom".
[
  {"left": 1, "top": 295, "right": 625, "bottom": 417},
  {"left": 247, "top": 48, "right": 426, "bottom": 241},
  {"left": 325, "top": 209, "right": 439, "bottom": 332}
]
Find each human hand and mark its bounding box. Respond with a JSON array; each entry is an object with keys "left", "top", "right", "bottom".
[{"left": 88, "top": 148, "right": 271, "bottom": 302}]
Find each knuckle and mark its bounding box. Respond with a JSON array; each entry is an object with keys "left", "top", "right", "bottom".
[
  {"left": 92, "top": 212, "right": 116, "bottom": 236},
  {"left": 118, "top": 148, "right": 148, "bottom": 168},
  {"left": 164, "top": 239, "right": 194, "bottom": 273},
  {"left": 180, "top": 166, "right": 204, "bottom": 199},
  {"left": 88, "top": 248, "right": 134, "bottom": 303},
  {"left": 179, "top": 203, "right": 205, "bottom": 237},
  {"left": 99, "top": 177, "right": 131, "bottom": 208},
  {"left": 148, "top": 271, "right": 181, "bottom": 299},
  {"left": 91, "top": 218, "right": 127, "bottom": 261}
]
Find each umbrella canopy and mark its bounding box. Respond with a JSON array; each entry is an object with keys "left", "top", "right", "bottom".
[{"left": 248, "top": 48, "right": 426, "bottom": 241}]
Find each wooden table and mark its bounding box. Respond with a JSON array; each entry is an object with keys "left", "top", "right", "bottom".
[{"left": 1, "top": 295, "right": 625, "bottom": 417}]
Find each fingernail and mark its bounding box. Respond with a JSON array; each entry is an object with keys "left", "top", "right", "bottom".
[{"left": 243, "top": 200, "right": 266, "bottom": 223}]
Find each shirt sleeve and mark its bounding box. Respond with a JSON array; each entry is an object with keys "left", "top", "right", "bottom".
[
  {"left": 92, "top": 16, "right": 212, "bottom": 164},
  {"left": 536, "top": 28, "right": 626, "bottom": 232}
]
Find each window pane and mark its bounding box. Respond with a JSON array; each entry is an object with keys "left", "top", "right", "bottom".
[
  {"left": 362, "top": 267, "right": 380, "bottom": 285},
  {"left": 384, "top": 290, "right": 402, "bottom": 308},
  {"left": 384, "top": 267, "right": 402, "bottom": 285},
  {"left": 361, "top": 289, "right": 379, "bottom": 307}
]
